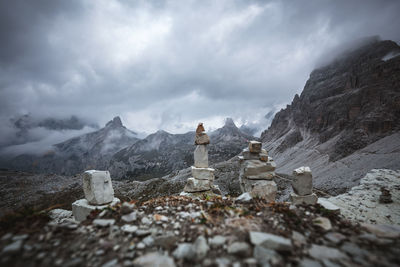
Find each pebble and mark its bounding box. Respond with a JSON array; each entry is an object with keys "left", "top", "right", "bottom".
[
  {"left": 173, "top": 243, "right": 196, "bottom": 260},
  {"left": 121, "top": 211, "right": 137, "bottom": 223},
  {"left": 141, "top": 217, "right": 152, "bottom": 225},
  {"left": 133, "top": 252, "right": 176, "bottom": 267},
  {"left": 313, "top": 217, "right": 332, "bottom": 231},
  {"left": 93, "top": 219, "right": 115, "bottom": 227},
  {"left": 136, "top": 242, "right": 146, "bottom": 249},
  {"left": 298, "top": 258, "right": 323, "bottom": 267},
  {"left": 194, "top": 235, "right": 209, "bottom": 260},
  {"left": 102, "top": 259, "right": 119, "bottom": 267},
  {"left": 308, "top": 244, "right": 348, "bottom": 261},
  {"left": 227, "top": 242, "right": 251, "bottom": 256},
  {"left": 209, "top": 235, "right": 226, "bottom": 248},
  {"left": 249, "top": 231, "right": 292, "bottom": 251},
  {"left": 120, "top": 202, "right": 135, "bottom": 214},
  {"left": 324, "top": 232, "right": 346, "bottom": 244},
  {"left": 12, "top": 234, "right": 29, "bottom": 241},
  {"left": 2, "top": 240, "right": 23, "bottom": 254},
  {"left": 121, "top": 225, "right": 138, "bottom": 233},
  {"left": 253, "top": 246, "right": 282, "bottom": 266}
]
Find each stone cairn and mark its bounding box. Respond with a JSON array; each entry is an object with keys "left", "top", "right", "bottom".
[
  {"left": 238, "top": 141, "right": 277, "bottom": 202},
  {"left": 183, "top": 123, "right": 216, "bottom": 194},
  {"left": 290, "top": 166, "right": 318, "bottom": 205},
  {"left": 72, "top": 170, "right": 120, "bottom": 221}
]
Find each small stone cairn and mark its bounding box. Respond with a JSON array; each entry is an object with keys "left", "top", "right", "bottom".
[
  {"left": 238, "top": 141, "right": 277, "bottom": 202},
  {"left": 72, "top": 170, "right": 120, "bottom": 221},
  {"left": 183, "top": 123, "right": 216, "bottom": 194},
  {"left": 290, "top": 166, "right": 318, "bottom": 205}
]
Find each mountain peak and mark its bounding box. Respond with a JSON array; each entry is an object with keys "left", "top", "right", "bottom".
[
  {"left": 223, "top": 118, "right": 237, "bottom": 128},
  {"left": 106, "top": 116, "right": 123, "bottom": 128}
]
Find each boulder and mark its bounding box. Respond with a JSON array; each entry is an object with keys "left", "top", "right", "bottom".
[
  {"left": 72, "top": 198, "right": 120, "bottom": 222},
  {"left": 191, "top": 166, "right": 215, "bottom": 181},
  {"left": 194, "top": 145, "right": 208, "bottom": 168},
  {"left": 292, "top": 166, "right": 313, "bottom": 196},
  {"left": 82, "top": 170, "right": 114, "bottom": 205},
  {"left": 183, "top": 178, "right": 211, "bottom": 193},
  {"left": 243, "top": 160, "right": 275, "bottom": 176},
  {"left": 249, "top": 141, "right": 262, "bottom": 153},
  {"left": 290, "top": 193, "right": 318, "bottom": 205},
  {"left": 250, "top": 180, "right": 277, "bottom": 202}
]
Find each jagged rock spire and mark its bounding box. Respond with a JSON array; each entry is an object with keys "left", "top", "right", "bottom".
[{"left": 106, "top": 116, "right": 123, "bottom": 128}]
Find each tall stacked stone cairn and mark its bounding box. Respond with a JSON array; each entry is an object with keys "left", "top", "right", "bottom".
[
  {"left": 290, "top": 166, "right": 318, "bottom": 205},
  {"left": 183, "top": 123, "right": 216, "bottom": 193},
  {"left": 238, "top": 141, "right": 277, "bottom": 202},
  {"left": 72, "top": 170, "right": 120, "bottom": 221}
]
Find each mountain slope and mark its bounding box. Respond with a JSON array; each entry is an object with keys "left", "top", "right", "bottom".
[
  {"left": 8, "top": 117, "right": 140, "bottom": 175},
  {"left": 109, "top": 118, "right": 255, "bottom": 180},
  {"left": 260, "top": 39, "right": 400, "bottom": 194}
]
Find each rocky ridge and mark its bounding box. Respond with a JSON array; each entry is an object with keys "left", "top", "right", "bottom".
[{"left": 261, "top": 39, "right": 400, "bottom": 194}]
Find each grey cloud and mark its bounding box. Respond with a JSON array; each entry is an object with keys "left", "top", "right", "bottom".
[{"left": 0, "top": 0, "right": 399, "bottom": 150}]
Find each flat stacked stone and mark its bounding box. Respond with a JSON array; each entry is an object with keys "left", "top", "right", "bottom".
[
  {"left": 183, "top": 123, "right": 215, "bottom": 193},
  {"left": 290, "top": 166, "right": 318, "bottom": 205},
  {"left": 239, "top": 141, "right": 277, "bottom": 202},
  {"left": 72, "top": 170, "right": 120, "bottom": 221}
]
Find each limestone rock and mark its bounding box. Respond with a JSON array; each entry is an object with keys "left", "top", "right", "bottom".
[
  {"left": 246, "top": 172, "right": 275, "bottom": 180},
  {"left": 290, "top": 193, "right": 318, "bottom": 205},
  {"left": 191, "top": 166, "right": 215, "bottom": 181},
  {"left": 243, "top": 160, "right": 275, "bottom": 176},
  {"left": 253, "top": 246, "right": 282, "bottom": 266},
  {"left": 227, "top": 242, "right": 251, "bottom": 256},
  {"left": 308, "top": 244, "right": 348, "bottom": 261},
  {"left": 250, "top": 180, "right": 277, "bottom": 202},
  {"left": 313, "top": 217, "right": 332, "bottom": 231},
  {"left": 93, "top": 219, "right": 115, "bottom": 227},
  {"left": 292, "top": 166, "right": 313, "bottom": 196},
  {"left": 82, "top": 170, "right": 114, "bottom": 205},
  {"left": 248, "top": 141, "right": 262, "bottom": 153},
  {"left": 183, "top": 178, "right": 211, "bottom": 192},
  {"left": 133, "top": 252, "right": 176, "bottom": 267},
  {"left": 249, "top": 231, "right": 292, "bottom": 251},
  {"left": 235, "top": 192, "right": 252, "bottom": 202},
  {"left": 317, "top": 198, "right": 340, "bottom": 213},
  {"left": 72, "top": 198, "right": 120, "bottom": 222},
  {"left": 194, "top": 145, "right": 208, "bottom": 168}
]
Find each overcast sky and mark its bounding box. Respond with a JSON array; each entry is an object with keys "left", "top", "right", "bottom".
[{"left": 1, "top": 0, "right": 400, "bottom": 141}]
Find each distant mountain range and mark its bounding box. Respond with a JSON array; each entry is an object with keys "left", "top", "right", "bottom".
[{"left": 2, "top": 116, "right": 256, "bottom": 179}]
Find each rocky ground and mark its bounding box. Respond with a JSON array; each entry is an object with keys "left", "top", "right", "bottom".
[{"left": 1, "top": 195, "right": 400, "bottom": 267}]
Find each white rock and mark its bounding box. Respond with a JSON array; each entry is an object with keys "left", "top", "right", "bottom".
[
  {"left": 183, "top": 177, "right": 211, "bottom": 193},
  {"left": 194, "top": 235, "right": 209, "bottom": 260},
  {"left": 133, "top": 252, "right": 176, "bottom": 267},
  {"left": 235, "top": 192, "right": 252, "bottom": 202},
  {"left": 249, "top": 231, "right": 292, "bottom": 251},
  {"left": 72, "top": 198, "right": 120, "bottom": 222},
  {"left": 292, "top": 166, "right": 313, "bottom": 196},
  {"left": 2, "top": 240, "right": 23, "bottom": 254},
  {"left": 121, "top": 211, "right": 138, "bottom": 223},
  {"left": 227, "top": 242, "right": 251, "bottom": 256},
  {"left": 243, "top": 160, "right": 276, "bottom": 176},
  {"left": 290, "top": 193, "right": 318, "bottom": 205},
  {"left": 82, "top": 170, "right": 114, "bottom": 205},
  {"left": 173, "top": 243, "right": 196, "bottom": 260},
  {"left": 208, "top": 235, "right": 226, "bottom": 248},
  {"left": 120, "top": 202, "right": 135, "bottom": 214},
  {"left": 93, "top": 219, "right": 115, "bottom": 227},
  {"left": 313, "top": 217, "right": 332, "bottom": 231},
  {"left": 49, "top": 209, "right": 74, "bottom": 224},
  {"left": 253, "top": 245, "right": 282, "bottom": 265},
  {"left": 194, "top": 145, "right": 209, "bottom": 168},
  {"left": 121, "top": 225, "right": 138, "bottom": 233},
  {"left": 250, "top": 180, "right": 277, "bottom": 202},
  {"left": 317, "top": 198, "right": 340, "bottom": 213},
  {"left": 191, "top": 166, "right": 215, "bottom": 181}
]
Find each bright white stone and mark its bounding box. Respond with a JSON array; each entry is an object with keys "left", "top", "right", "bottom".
[
  {"left": 250, "top": 180, "right": 277, "bottom": 202},
  {"left": 292, "top": 166, "right": 313, "bottom": 196},
  {"left": 121, "top": 225, "right": 138, "bottom": 233},
  {"left": 183, "top": 177, "right": 211, "bottom": 193},
  {"left": 72, "top": 198, "right": 120, "bottom": 222},
  {"left": 93, "top": 219, "right": 115, "bottom": 227},
  {"left": 317, "top": 198, "right": 340, "bottom": 213},
  {"left": 133, "top": 252, "right": 176, "bottom": 267},
  {"left": 235, "top": 192, "right": 252, "bottom": 202},
  {"left": 194, "top": 145, "right": 208, "bottom": 168},
  {"left": 249, "top": 231, "right": 292, "bottom": 251},
  {"left": 191, "top": 166, "right": 215, "bottom": 180},
  {"left": 82, "top": 170, "right": 114, "bottom": 205}
]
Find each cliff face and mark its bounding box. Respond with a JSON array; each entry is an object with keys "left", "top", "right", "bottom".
[{"left": 261, "top": 39, "right": 400, "bottom": 194}]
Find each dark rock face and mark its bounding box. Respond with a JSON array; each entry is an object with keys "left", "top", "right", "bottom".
[
  {"left": 109, "top": 119, "right": 255, "bottom": 180},
  {"left": 7, "top": 117, "right": 140, "bottom": 175},
  {"left": 262, "top": 40, "right": 400, "bottom": 160},
  {"left": 260, "top": 39, "right": 400, "bottom": 194}
]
